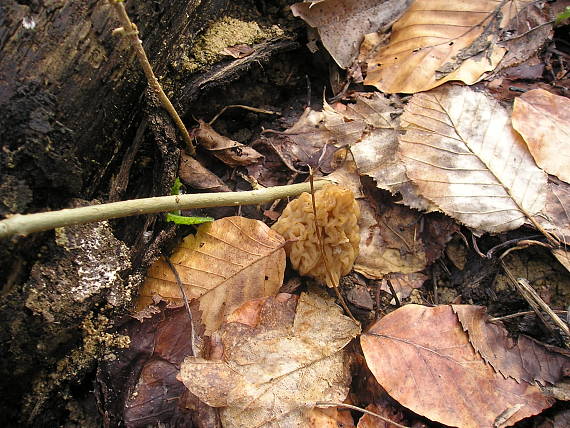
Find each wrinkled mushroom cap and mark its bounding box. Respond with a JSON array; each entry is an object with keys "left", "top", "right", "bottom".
[{"left": 271, "top": 184, "right": 360, "bottom": 287}]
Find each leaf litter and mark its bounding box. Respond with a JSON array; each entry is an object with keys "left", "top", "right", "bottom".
[{"left": 102, "top": 1, "right": 570, "bottom": 426}]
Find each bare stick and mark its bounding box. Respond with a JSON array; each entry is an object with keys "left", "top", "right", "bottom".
[
  {"left": 316, "top": 401, "right": 410, "bottom": 428},
  {"left": 516, "top": 277, "right": 570, "bottom": 337},
  {"left": 0, "top": 181, "right": 327, "bottom": 239},
  {"left": 109, "top": 0, "right": 195, "bottom": 155},
  {"left": 162, "top": 254, "right": 199, "bottom": 357},
  {"left": 308, "top": 170, "right": 358, "bottom": 324},
  {"left": 208, "top": 105, "right": 280, "bottom": 126}
]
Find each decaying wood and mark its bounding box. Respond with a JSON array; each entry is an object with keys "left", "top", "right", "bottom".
[{"left": 0, "top": 0, "right": 298, "bottom": 424}]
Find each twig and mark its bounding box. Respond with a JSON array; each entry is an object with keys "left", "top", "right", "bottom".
[
  {"left": 315, "top": 401, "right": 410, "bottom": 428},
  {"left": 489, "top": 310, "right": 568, "bottom": 322},
  {"left": 208, "top": 105, "right": 280, "bottom": 126},
  {"left": 109, "top": 0, "right": 195, "bottom": 155},
  {"left": 308, "top": 170, "right": 358, "bottom": 324},
  {"left": 162, "top": 253, "right": 199, "bottom": 357},
  {"left": 385, "top": 279, "right": 401, "bottom": 307},
  {"left": 500, "top": 260, "right": 553, "bottom": 333},
  {"left": 0, "top": 181, "right": 327, "bottom": 238},
  {"left": 515, "top": 277, "right": 570, "bottom": 337}
]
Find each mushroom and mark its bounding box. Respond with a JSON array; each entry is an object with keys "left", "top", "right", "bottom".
[{"left": 271, "top": 184, "right": 360, "bottom": 287}]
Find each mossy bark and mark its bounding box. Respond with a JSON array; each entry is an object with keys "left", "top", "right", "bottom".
[{"left": 0, "top": 0, "right": 306, "bottom": 424}]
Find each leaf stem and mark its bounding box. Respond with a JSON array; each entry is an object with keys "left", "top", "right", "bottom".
[
  {"left": 0, "top": 181, "right": 327, "bottom": 239},
  {"left": 109, "top": 0, "right": 195, "bottom": 154},
  {"left": 315, "top": 401, "right": 410, "bottom": 428}
]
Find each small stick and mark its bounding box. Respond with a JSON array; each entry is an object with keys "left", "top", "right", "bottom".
[
  {"left": 500, "top": 260, "right": 553, "bottom": 333},
  {"left": 315, "top": 401, "right": 410, "bottom": 428},
  {"left": 489, "top": 310, "right": 568, "bottom": 322},
  {"left": 515, "top": 277, "right": 570, "bottom": 337},
  {"left": 0, "top": 181, "right": 327, "bottom": 238},
  {"left": 109, "top": 0, "right": 195, "bottom": 155},
  {"left": 162, "top": 253, "right": 198, "bottom": 357},
  {"left": 385, "top": 279, "right": 401, "bottom": 307},
  {"left": 208, "top": 105, "right": 280, "bottom": 126},
  {"left": 308, "top": 170, "right": 358, "bottom": 324}
]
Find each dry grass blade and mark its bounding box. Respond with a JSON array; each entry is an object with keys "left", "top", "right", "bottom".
[
  {"left": 363, "top": 0, "right": 531, "bottom": 93},
  {"left": 398, "top": 84, "right": 547, "bottom": 233}
]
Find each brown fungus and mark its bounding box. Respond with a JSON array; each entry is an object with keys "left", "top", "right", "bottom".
[{"left": 271, "top": 184, "right": 360, "bottom": 287}]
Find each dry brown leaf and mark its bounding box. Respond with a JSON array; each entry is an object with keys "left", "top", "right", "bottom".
[
  {"left": 553, "top": 249, "right": 570, "bottom": 274},
  {"left": 399, "top": 84, "right": 547, "bottom": 233},
  {"left": 355, "top": 198, "right": 427, "bottom": 278},
  {"left": 137, "top": 216, "right": 285, "bottom": 334},
  {"left": 512, "top": 89, "right": 570, "bottom": 183},
  {"left": 97, "top": 304, "right": 215, "bottom": 427},
  {"left": 538, "top": 179, "right": 570, "bottom": 245},
  {"left": 348, "top": 100, "right": 437, "bottom": 212},
  {"left": 264, "top": 108, "right": 337, "bottom": 172},
  {"left": 354, "top": 192, "right": 456, "bottom": 279},
  {"left": 493, "top": 2, "right": 553, "bottom": 75},
  {"left": 308, "top": 406, "right": 355, "bottom": 428},
  {"left": 453, "top": 305, "right": 570, "bottom": 385},
  {"left": 179, "top": 152, "right": 231, "bottom": 192},
  {"left": 361, "top": 304, "right": 555, "bottom": 428},
  {"left": 178, "top": 291, "right": 361, "bottom": 428},
  {"left": 291, "top": 0, "right": 412, "bottom": 69},
  {"left": 357, "top": 402, "right": 407, "bottom": 428},
  {"left": 379, "top": 272, "right": 427, "bottom": 302},
  {"left": 363, "top": 0, "right": 531, "bottom": 93},
  {"left": 193, "top": 120, "right": 263, "bottom": 167}
]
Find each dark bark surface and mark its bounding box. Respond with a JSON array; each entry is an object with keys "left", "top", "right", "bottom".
[{"left": 0, "top": 0, "right": 306, "bottom": 425}]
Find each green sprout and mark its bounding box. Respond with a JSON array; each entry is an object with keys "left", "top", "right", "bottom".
[
  {"left": 165, "top": 178, "right": 214, "bottom": 225},
  {"left": 556, "top": 7, "right": 570, "bottom": 26}
]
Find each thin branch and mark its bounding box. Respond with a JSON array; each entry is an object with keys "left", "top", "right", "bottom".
[
  {"left": 162, "top": 253, "right": 199, "bottom": 357},
  {"left": 489, "top": 310, "right": 568, "bottom": 323},
  {"left": 308, "top": 170, "right": 358, "bottom": 324},
  {"left": 0, "top": 181, "right": 327, "bottom": 239},
  {"left": 208, "top": 105, "right": 280, "bottom": 126},
  {"left": 109, "top": 0, "right": 195, "bottom": 155}
]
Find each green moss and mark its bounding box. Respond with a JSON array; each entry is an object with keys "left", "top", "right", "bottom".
[{"left": 185, "top": 16, "right": 284, "bottom": 71}]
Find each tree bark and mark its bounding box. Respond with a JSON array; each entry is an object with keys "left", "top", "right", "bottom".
[{"left": 0, "top": 0, "right": 299, "bottom": 424}]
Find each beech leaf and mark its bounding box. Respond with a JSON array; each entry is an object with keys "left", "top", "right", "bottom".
[
  {"left": 399, "top": 84, "right": 547, "bottom": 233},
  {"left": 361, "top": 304, "right": 555, "bottom": 428},
  {"left": 178, "top": 291, "right": 361, "bottom": 428},
  {"left": 291, "top": 0, "right": 412, "bottom": 69},
  {"left": 512, "top": 89, "right": 570, "bottom": 183},
  {"left": 137, "top": 216, "right": 286, "bottom": 334},
  {"left": 453, "top": 305, "right": 570, "bottom": 385},
  {"left": 363, "top": 0, "right": 531, "bottom": 93}
]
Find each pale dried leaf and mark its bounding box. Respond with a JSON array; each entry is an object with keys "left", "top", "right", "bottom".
[
  {"left": 178, "top": 291, "right": 361, "bottom": 428},
  {"left": 361, "top": 304, "right": 555, "bottom": 427},
  {"left": 399, "top": 84, "right": 547, "bottom": 233},
  {"left": 351, "top": 125, "right": 437, "bottom": 212},
  {"left": 291, "top": 0, "right": 412, "bottom": 68},
  {"left": 137, "top": 217, "right": 285, "bottom": 334},
  {"left": 512, "top": 89, "right": 570, "bottom": 183},
  {"left": 363, "top": 0, "right": 521, "bottom": 93}
]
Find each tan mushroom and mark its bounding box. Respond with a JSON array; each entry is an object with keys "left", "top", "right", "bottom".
[{"left": 271, "top": 184, "right": 360, "bottom": 287}]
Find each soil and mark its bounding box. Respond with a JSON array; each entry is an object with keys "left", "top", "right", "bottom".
[{"left": 1, "top": 0, "right": 568, "bottom": 426}]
